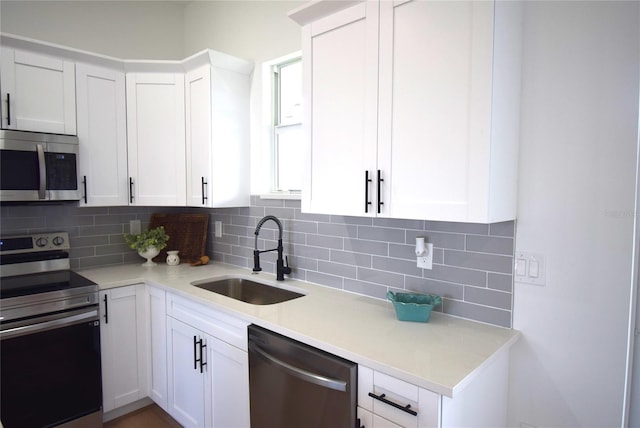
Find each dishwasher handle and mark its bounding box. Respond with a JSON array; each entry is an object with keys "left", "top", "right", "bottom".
[{"left": 249, "top": 342, "right": 348, "bottom": 392}]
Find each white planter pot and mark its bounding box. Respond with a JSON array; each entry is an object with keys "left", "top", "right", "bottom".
[{"left": 138, "top": 246, "right": 160, "bottom": 266}]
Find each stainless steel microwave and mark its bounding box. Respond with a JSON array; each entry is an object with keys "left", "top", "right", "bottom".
[{"left": 0, "top": 130, "right": 81, "bottom": 202}]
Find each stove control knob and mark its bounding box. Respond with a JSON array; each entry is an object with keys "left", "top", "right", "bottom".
[
  {"left": 35, "top": 237, "right": 48, "bottom": 247},
  {"left": 52, "top": 236, "right": 65, "bottom": 246}
]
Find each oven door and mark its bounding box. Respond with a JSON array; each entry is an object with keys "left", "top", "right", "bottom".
[{"left": 0, "top": 306, "right": 102, "bottom": 428}]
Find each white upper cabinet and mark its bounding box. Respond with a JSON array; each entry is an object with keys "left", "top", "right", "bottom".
[
  {"left": 1, "top": 47, "right": 77, "bottom": 135},
  {"left": 126, "top": 72, "right": 186, "bottom": 206},
  {"left": 1, "top": 35, "right": 253, "bottom": 209},
  {"left": 299, "top": 2, "right": 379, "bottom": 217},
  {"left": 76, "top": 64, "right": 128, "bottom": 206},
  {"left": 184, "top": 52, "right": 252, "bottom": 208},
  {"left": 291, "top": 0, "right": 523, "bottom": 223}
]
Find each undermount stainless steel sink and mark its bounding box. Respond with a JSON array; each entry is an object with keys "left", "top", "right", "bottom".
[{"left": 191, "top": 277, "right": 305, "bottom": 305}]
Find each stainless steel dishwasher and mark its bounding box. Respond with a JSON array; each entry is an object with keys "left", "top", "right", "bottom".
[{"left": 248, "top": 324, "right": 357, "bottom": 428}]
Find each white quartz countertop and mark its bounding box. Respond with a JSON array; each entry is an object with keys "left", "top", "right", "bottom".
[{"left": 77, "top": 262, "right": 520, "bottom": 398}]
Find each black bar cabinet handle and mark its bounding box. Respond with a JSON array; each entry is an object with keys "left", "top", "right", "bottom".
[
  {"left": 82, "top": 176, "right": 88, "bottom": 204},
  {"left": 103, "top": 294, "right": 109, "bottom": 324},
  {"left": 6, "top": 93, "right": 10, "bottom": 126},
  {"left": 193, "top": 335, "right": 198, "bottom": 370},
  {"left": 193, "top": 336, "right": 206, "bottom": 373},
  {"left": 368, "top": 392, "right": 417, "bottom": 416},
  {"left": 201, "top": 177, "right": 208, "bottom": 205},
  {"left": 364, "top": 171, "right": 372, "bottom": 213},
  {"left": 129, "top": 177, "right": 134, "bottom": 204},
  {"left": 377, "top": 170, "right": 384, "bottom": 214},
  {"left": 199, "top": 339, "right": 207, "bottom": 373}
]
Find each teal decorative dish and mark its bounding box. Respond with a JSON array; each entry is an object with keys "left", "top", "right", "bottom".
[{"left": 387, "top": 291, "right": 442, "bottom": 323}]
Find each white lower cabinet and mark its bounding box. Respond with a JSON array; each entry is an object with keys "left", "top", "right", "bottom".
[
  {"left": 358, "top": 366, "right": 440, "bottom": 428},
  {"left": 358, "top": 407, "right": 403, "bottom": 428},
  {"left": 100, "top": 283, "right": 507, "bottom": 427},
  {"left": 167, "top": 317, "right": 209, "bottom": 427},
  {"left": 99, "top": 284, "right": 148, "bottom": 413},
  {"left": 145, "top": 285, "right": 168, "bottom": 411},
  {"left": 358, "top": 348, "right": 509, "bottom": 428},
  {"left": 166, "top": 293, "right": 250, "bottom": 428}
]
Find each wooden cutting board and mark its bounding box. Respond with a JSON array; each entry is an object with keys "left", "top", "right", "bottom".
[{"left": 148, "top": 213, "right": 209, "bottom": 264}]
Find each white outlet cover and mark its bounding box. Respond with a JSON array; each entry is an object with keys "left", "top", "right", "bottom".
[
  {"left": 215, "top": 221, "right": 223, "bottom": 238},
  {"left": 417, "top": 243, "right": 433, "bottom": 269},
  {"left": 130, "top": 219, "right": 141, "bottom": 235}
]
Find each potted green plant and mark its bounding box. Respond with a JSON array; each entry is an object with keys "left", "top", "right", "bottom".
[{"left": 124, "top": 226, "right": 170, "bottom": 266}]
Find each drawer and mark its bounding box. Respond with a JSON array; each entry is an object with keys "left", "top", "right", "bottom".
[
  {"left": 358, "top": 407, "right": 404, "bottom": 428},
  {"left": 373, "top": 371, "right": 419, "bottom": 428},
  {"left": 358, "top": 366, "right": 440, "bottom": 428},
  {"left": 166, "top": 292, "right": 248, "bottom": 350}
]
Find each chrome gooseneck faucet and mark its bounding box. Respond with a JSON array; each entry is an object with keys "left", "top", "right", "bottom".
[{"left": 253, "top": 215, "right": 291, "bottom": 281}]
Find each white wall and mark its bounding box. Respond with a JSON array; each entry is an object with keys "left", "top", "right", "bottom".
[
  {"left": 510, "top": 2, "right": 639, "bottom": 427},
  {"left": 0, "top": 1, "right": 186, "bottom": 59}
]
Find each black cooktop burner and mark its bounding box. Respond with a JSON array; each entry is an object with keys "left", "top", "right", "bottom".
[{"left": 0, "top": 270, "right": 96, "bottom": 299}]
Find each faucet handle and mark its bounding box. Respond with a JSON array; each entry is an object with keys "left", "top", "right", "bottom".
[
  {"left": 253, "top": 249, "right": 262, "bottom": 272},
  {"left": 283, "top": 256, "right": 292, "bottom": 275}
]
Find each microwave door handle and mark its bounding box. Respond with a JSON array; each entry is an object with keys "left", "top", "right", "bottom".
[
  {"left": 6, "top": 93, "right": 11, "bottom": 126},
  {"left": 36, "top": 144, "right": 46, "bottom": 199}
]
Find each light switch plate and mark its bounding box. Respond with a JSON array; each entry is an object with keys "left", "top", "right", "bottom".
[{"left": 515, "top": 251, "right": 546, "bottom": 285}]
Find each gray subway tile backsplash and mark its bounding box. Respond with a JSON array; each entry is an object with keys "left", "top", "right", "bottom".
[
  {"left": 444, "top": 249, "right": 513, "bottom": 274},
  {"left": 465, "top": 235, "right": 514, "bottom": 256},
  {"left": 358, "top": 226, "right": 406, "bottom": 243},
  {"left": 0, "top": 198, "right": 515, "bottom": 328},
  {"left": 357, "top": 267, "right": 405, "bottom": 288},
  {"left": 489, "top": 221, "right": 516, "bottom": 237}
]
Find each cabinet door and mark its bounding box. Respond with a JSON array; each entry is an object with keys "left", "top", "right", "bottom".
[
  {"left": 76, "top": 64, "right": 128, "bottom": 206},
  {"left": 146, "top": 286, "right": 168, "bottom": 411},
  {"left": 100, "top": 285, "right": 147, "bottom": 413},
  {"left": 0, "top": 48, "right": 76, "bottom": 134},
  {"left": 377, "top": 0, "right": 494, "bottom": 222},
  {"left": 185, "top": 65, "right": 212, "bottom": 207},
  {"left": 210, "top": 336, "right": 249, "bottom": 428},
  {"left": 302, "top": 1, "right": 379, "bottom": 216},
  {"left": 126, "top": 73, "right": 186, "bottom": 206},
  {"left": 167, "top": 317, "right": 207, "bottom": 428},
  {"left": 185, "top": 62, "right": 251, "bottom": 208}
]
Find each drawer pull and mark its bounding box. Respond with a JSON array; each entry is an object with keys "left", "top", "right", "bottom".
[{"left": 368, "top": 392, "right": 418, "bottom": 416}]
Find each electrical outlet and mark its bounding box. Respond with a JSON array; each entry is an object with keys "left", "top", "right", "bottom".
[
  {"left": 417, "top": 243, "right": 433, "bottom": 269},
  {"left": 130, "top": 219, "right": 141, "bottom": 235},
  {"left": 215, "top": 221, "right": 223, "bottom": 238}
]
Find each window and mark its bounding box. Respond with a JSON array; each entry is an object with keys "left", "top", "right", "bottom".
[{"left": 271, "top": 55, "right": 302, "bottom": 193}]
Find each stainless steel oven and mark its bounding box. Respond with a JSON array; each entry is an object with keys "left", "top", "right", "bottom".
[
  {"left": 0, "top": 232, "right": 102, "bottom": 428},
  {"left": 248, "top": 324, "right": 357, "bottom": 428},
  {"left": 0, "top": 129, "right": 80, "bottom": 202}
]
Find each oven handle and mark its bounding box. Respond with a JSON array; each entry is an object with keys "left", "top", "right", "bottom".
[
  {"left": 249, "top": 342, "right": 347, "bottom": 392},
  {"left": 0, "top": 307, "right": 99, "bottom": 340}
]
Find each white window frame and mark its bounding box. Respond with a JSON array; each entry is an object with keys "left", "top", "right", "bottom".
[{"left": 260, "top": 51, "right": 303, "bottom": 200}]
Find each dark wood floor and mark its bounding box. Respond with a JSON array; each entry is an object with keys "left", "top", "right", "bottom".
[{"left": 104, "top": 404, "right": 182, "bottom": 428}]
